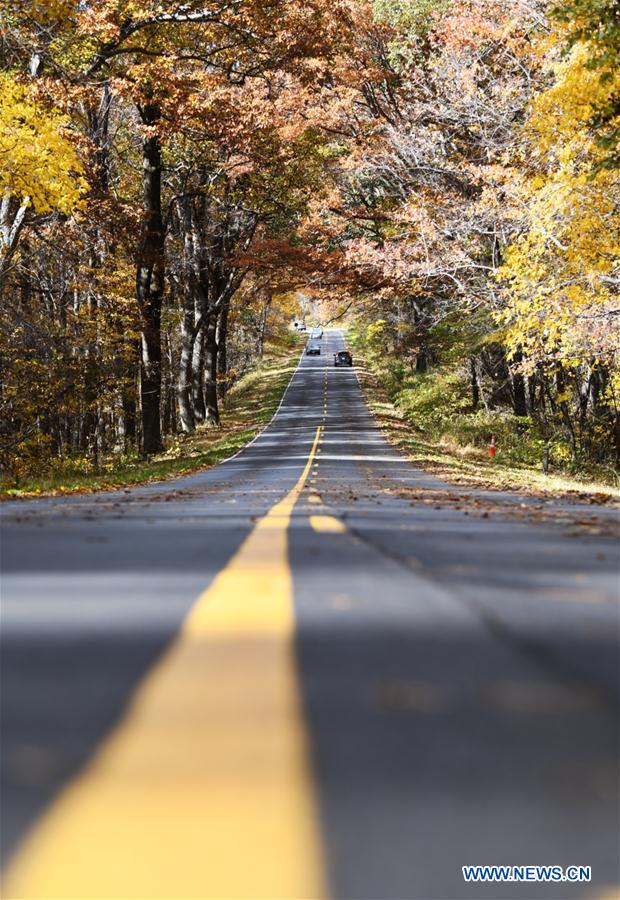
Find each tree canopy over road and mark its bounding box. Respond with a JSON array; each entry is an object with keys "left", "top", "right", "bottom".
[
  {"left": 1, "top": 8, "right": 619, "bottom": 894},
  {"left": 1, "top": 0, "right": 618, "bottom": 484}
]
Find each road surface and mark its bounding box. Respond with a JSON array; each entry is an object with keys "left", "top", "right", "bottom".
[{"left": 1, "top": 330, "right": 619, "bottom": 899}]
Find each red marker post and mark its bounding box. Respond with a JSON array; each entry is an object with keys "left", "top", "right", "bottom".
[{"left": 489, "top": 434, "right": 496, "bottom": 458}]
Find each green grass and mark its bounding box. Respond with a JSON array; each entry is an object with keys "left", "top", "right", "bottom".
[
  {"left": 353, "top": 354, "right": 620, "bottom": 502},
  {"left": 2, "top": 338, "right": 301, "bottom": 500}
]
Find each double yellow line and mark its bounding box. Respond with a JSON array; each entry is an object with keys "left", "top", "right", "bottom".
[{"left": 5, "top": 428, "right": 327, "bottom": 900}]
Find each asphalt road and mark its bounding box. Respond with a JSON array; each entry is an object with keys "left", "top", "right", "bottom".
[{"left": 1, "top": 329, "right": 619, "bottom": 900}]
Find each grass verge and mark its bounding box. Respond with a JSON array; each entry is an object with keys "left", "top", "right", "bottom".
[
  {"left": 2, "top": 338, "right": 301, "bottom": 500},
  {"left": 354, "top": 353, "right": 620, "bottom": 504}
]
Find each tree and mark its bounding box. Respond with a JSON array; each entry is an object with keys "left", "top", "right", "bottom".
[
  {"left": 0, "top": 72, "right": 86, "bottom": 293},
  {"left": 0, "top": 0, "right": 368, "bottom": 470},
  {"left": 49, "top": 0, "right": 356, "bottom": 452},
  {"left": 552, "top": 0, "right": 620, "bottom": 169},
  {"left": 497, "top": 30, "right": 620, "bottom": 459}
]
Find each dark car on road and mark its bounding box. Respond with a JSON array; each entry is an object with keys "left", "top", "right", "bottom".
[
  {"left": 306, "top": 341, "right": 321, "bottom": 356},
  {"left": 334, "top": 350, "right": 353, "bottom": 367}
]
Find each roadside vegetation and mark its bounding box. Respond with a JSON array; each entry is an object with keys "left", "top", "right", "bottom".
[
  {"left": 352, "top": 334, "right": 619, "bottom": 500},
  {"left": 1, "top": 335, "right": 301, "bottom": 498}
]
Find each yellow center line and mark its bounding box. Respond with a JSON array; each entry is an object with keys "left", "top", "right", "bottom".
[
  {"left": 4, "top": 428, "right": 326, "bottom": 900},
  {"left": 309, "top": 516, "right": 346, "bottom": 534}
]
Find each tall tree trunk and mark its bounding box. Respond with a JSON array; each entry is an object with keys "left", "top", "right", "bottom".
[
  {"left": 0, "top": 193, "right": 30, "bottom": 300},
  {"left": 470, "top": 356, "right": 480, "bottom": 409},
  {"left": 257, "top": 293, "right": 271, "bottom": 358},
  {"left": 204, "top": 318, "right": 220, "bottom": 425},
  {"left": 178, "top": 304, "right": 196, "bottom": 433},
  {"left": 415, "top": 348, "right": 428, "bottom": 373},
  {"left": 192, "top": 316, "right": 207, "bottom": 425},
  {"left": 162, "top": 329, "right": 175, "bottom": 435},
  {"left": 122, "top": 341, "right": 139, "bottom": 451},
  {"left": 556, "top": 366, "right": 578, "bottom": 458},
  {"left": 527, "top": 372, "right": 537, "bottom": 417},
  {"left": 613, "top": 412, "right": 620, "bottom": 470},
  {"left": 176, "top": 251, "right": 195, "bottom": 434},
  {"left": 83, "top": 257, "right": 101, "bottom": 463},
  {"left": 511, "top": 348, "right": 527, "bottom": 418},
  {"left": 177, "top": 205, "right": 198, "bottom": 432},
  {"left": 136, "top": 104, "right": 164, "bottom": 454},
  {"left": 216, "top": 300, "right": 229, "bottom": 400}
]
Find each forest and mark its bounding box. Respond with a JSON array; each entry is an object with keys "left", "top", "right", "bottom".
[{"left": 0, "top": 0, "right": 618, "bottom": 489}]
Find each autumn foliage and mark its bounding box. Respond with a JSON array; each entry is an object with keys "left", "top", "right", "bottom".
[{"left": 0, "top": 0, "right": 618, "bottom": 481}]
